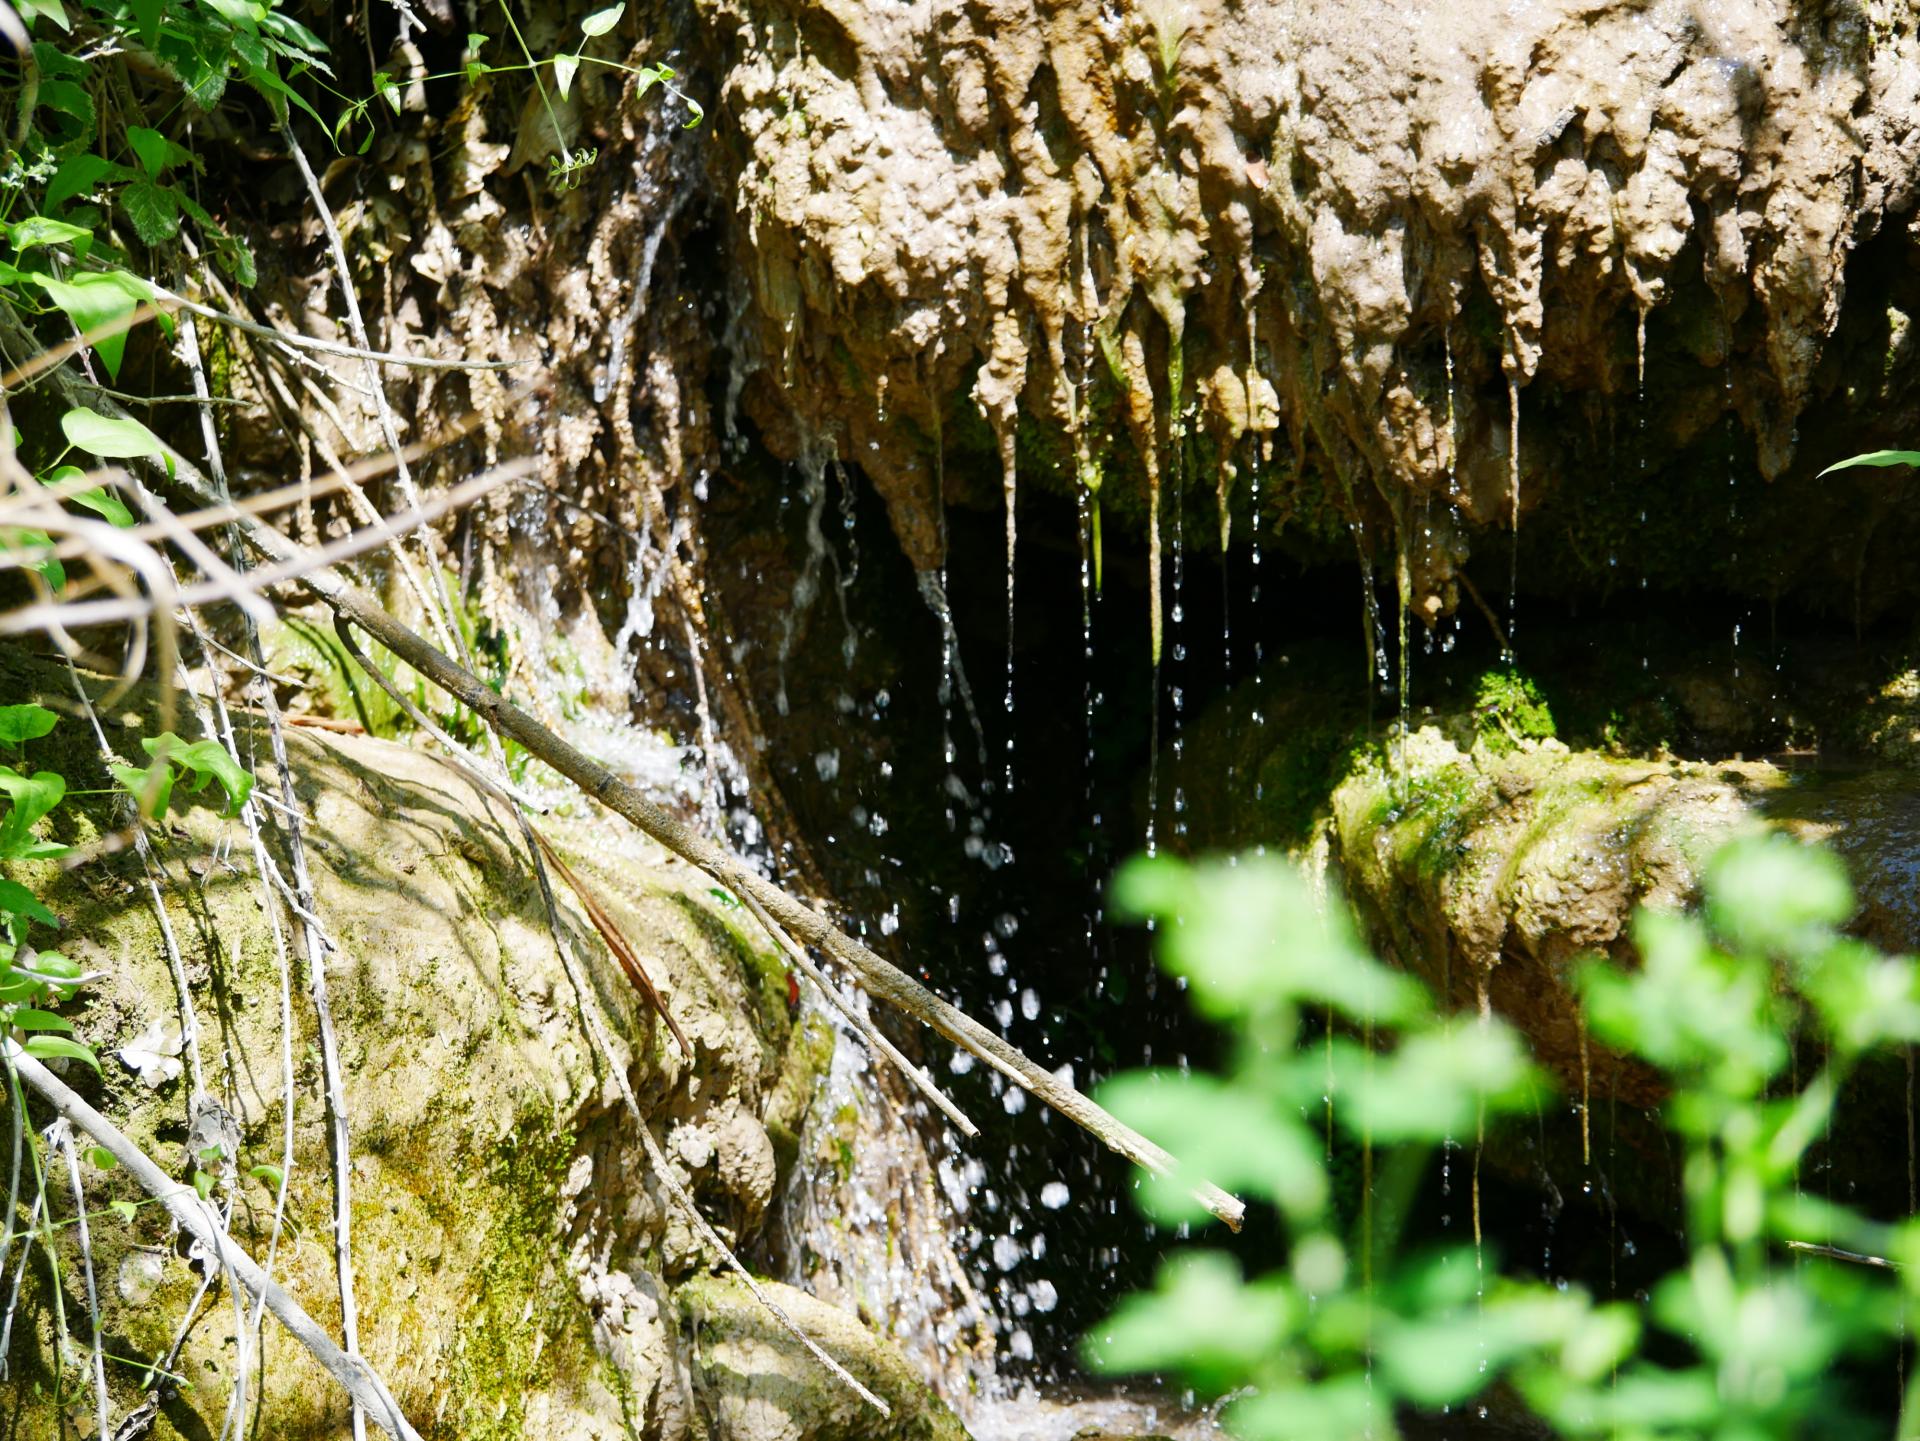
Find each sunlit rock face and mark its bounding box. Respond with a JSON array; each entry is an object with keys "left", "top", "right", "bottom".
[{"left": 704, "top": 0, "right": 1920, "bottom": 607}]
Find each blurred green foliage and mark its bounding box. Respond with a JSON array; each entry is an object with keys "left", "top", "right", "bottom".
[{"left": 1087, "top": 835, "right": 1920, "bottom": 1439}]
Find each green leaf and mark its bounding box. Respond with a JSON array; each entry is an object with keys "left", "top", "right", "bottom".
[
  {"left": 248, "top": 1163, "right": 285, "bottom": 1188},
  {"left": 467, "top": 32, "right": 490, "bottom": 50},
  {"left": 126, "top": 126, "right": 193, "bottom": 178},
  {"left": 1084, "top": 1251, "right": 1294, "bottom": 1391},
  {"left": 42, "top": 466, "right": 137, "bottom": 528},
  {"left": 555, "top": 54, "right": 581, "bottom": 100},
  {"left": 122, "top": 181, "right": 183, "bottom": 245},
  {"left": 1098, "top": 1070, "right": 1327, "bottom": 1222},
  {"left": 45, "top": 154, "right": 116, "bottom": 214},
  {"left": 243, "top": 59, "right": 327, "bottom": 129},
  {"left": 202, "top": 0, "right": 266, "bottom": 27},
  {"left": 1819, "top": 449, "right": 1920, "bottom": 477},
  {"left": 109, "top": 1198, "right": 137, "bottom": 1223},
  {"left": 581, "top": 4, "right": 626, "bottom": 36},
  {"left": 260, "top": 10, "right": 328, "bottom": 56},
  {"left": 85, "top": 1146, "right": 115, "bottom": 1170},
  {"left": 1112, "top": 854, "right": 1425, "bottom": 1024},
  {"left": 371, "top": 70, "right": 402, "bottom": 113},
  {"left": 17, "top": 0, "right": 72, "bottom": 30},
  {"left": 1226, "top": 1378, "right": 1376, "bottom": 1441},
  {"left": 142, "top": 734, "right": 254, "bottom": 816},
  {"left": 112, "top": 759, "right": 174, "bottom": 819},
  {"left": 192, "top": 1169, "right": 215, "bottom": 1200},
  {"left": 24, "top": 1035, "right": 99, "bottom": 1072},
  {"left": 30, "top": 38, "right": 84, "bottom": 80},
  {"left": 0, "top": 768, "right": 66, "bottom": 862},
  {"left": 127, "top": 0, "right": 163, "bottom": 45},
  {"left": 61, "top": 405, "right": 172, "bottom": 477},
  {"left": 0, "top": 880, "right": 58, "bottom": 929},
  {"left": 0, "top": 705, "right": 58, "bottom": 745},
  {"left": 1332, "top": 1023, "right": 1540, "bottom": 1143},
  {"left": 10, "top": 1007, "right": 72, "bottom": 1032},
  {"left": 0, "top": 530, "right": 65, "bottom": 592},
  {"left": 1705, "top": 832, "right": 1853, "bottom": 957},
  {"left": 35, "top": 77, "right": 94, "bottom": 134},
  {"left": 30, "top": 272, "right": 154, "bottom": 381},
  {"left": 216, "top": 237, "right": 257, "bottom": 288},
  {"left": 180, "top": 34, "right": 232, "bottom": 110},
  {"left": 4, "top": 216, "right": 91, "bottom": 252}
]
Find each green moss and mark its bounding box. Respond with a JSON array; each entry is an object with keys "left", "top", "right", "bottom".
[
  {"left": 672, "top": 888, "right": 789, "bottom": 1035},
  {"left": 1473, "top": 668, "right": 1556, "bottom": 751},
  {"left": 444, "top": 1114, "right": 590, "bottom": 1441},
  {"left": 766, "top": 1014, "right": 835, "bottom": 1176}
]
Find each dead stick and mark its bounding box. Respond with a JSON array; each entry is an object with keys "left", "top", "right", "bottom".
[
  {"left": 305, "top": 583, "right": 1245, "bottom": 1230},
  {"left": 736, "top": 887, "right": 978, "bottom": 1138},
  {"left": 7, "top": 1051, "right": 423, "bottom": 1441}
]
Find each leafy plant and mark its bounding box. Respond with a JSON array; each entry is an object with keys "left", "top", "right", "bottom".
[
  {"left": 329, "top": 1, "right": 702, "bottom": 189},
  {"left": 1088, "top": 836, "right": 1920, "bottom": 1440},
  {"left": 0, "top": 703, "right": 93, "bottom": 1074},
  {"left": 1473, "top": 666, "right": 1556, "bottom": 750}
]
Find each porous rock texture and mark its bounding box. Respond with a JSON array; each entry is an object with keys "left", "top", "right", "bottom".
[
  {"left": 705, "top": 0, "right": 1920, "bottom": 615},
  {"left": 0, "top": 652, "right": 963, "bottom": 1441},
  {"left": 227, "top": 0, "right": 1920, "bottom": 713}
]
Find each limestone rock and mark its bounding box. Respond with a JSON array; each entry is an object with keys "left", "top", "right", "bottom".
[{"left": 679, "top": 1275, "right": 972, "bottom": 1441}]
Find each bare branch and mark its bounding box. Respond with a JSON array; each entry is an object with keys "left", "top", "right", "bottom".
[
  {"left": 148, "top": 284, "right": 529, "bottom": 373},
  {"left": 7, "top": 1050, "right": 425, "bottom": 1441}
]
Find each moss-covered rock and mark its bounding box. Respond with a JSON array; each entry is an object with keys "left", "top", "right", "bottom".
[
  {"left": 0, "top": 653, "right": 961, "bottom": 1441},
  {"left": 678, "top": 1274, "right": 971, "bottom": 1440}
]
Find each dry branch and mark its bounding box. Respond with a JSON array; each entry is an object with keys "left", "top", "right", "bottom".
[
  {"left": 7, "top": 1051, "right": 424, "bottom": 1441},
  {"left": 736, "top": 887, "right": 978, "bottom": 1138},
  {"left": 148, "top": 284, "right": 528, "bottom": 372},
  {"left": 305, "top": 585, "right": 1247, "bottom": 1229},
  {"left": 253, "top": 510, "right": 1243, "bottom": 1227}
]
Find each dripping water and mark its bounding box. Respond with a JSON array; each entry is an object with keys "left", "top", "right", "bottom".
[
  {"left": 1248, "top": 426, "right": 1267, "bottom": 828},
  {"left": 1170, "top": 474, "right": 1188, "bottom": 842},
  {"left": 1146, "top": 471, "right": 1164, "bottom": 858},
  {"left": 1505, "top": 374, "right": 1521, "bottom": 662},
  {"left": 1394, "top": 510, "right": 1412, "bottom": 781},
  {"left": 1637, "top": 305, "right": 1651, "bottom": 670},
  {"left": 919, "top": 568, "right": 989, "bottom": 776},
  {"left": 1352, "top": 520, "right": 1388, "bottom": 717},
  {"left": 775, "top": 452, "right": 832, "bottom": 716},
  {"left": 999, "top": 421, "right": 1019, "bottom": 794}
]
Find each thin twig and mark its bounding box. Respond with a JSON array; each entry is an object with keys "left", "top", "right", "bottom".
[
  {"left": 1785, "top": 1240, "right": 1899, "bottom": 1269},
  {"left": 54, "top": 1119, "right": 111, "bottom": 1441},
  {"left": 525, "top": 828, "right": 693, "bottom": 1055},
  {"left": 8, "top": 1049, "right": 424, "bottom": 1440},
  {"left": 736, "top": 888, "right": 977, "bottom": 1138},
  {"left": 0, "top": 462, "right": 533, "bottom": 632},
  {"left": 148, "top": 284, "right": 527, "bottom": 372},
  {"left": 178, "top": 305, "right": 306, "bottom": 1440}
]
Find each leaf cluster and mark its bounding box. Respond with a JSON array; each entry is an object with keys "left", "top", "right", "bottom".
[{"left": 1088, "top": 836, "right": 1920, "bottom": 1440}]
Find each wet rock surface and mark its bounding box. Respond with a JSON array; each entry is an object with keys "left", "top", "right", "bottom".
[
  {"left": 0, "top": 651, "right": 958, "bottom": 1440},
  {"left": 705, "top": 0, "right": 1920, "bottom": 614}
]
